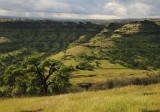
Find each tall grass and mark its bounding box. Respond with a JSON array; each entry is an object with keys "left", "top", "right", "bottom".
[{"left": 0, "top": 84, "right": 160, "bottom": 112}]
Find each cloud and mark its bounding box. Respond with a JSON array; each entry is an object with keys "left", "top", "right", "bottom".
[
  {"left": 0, "top": 0, "right": 159, "bottom": 19},
  {"left": 128, "top": 3, "right": 151, "bottom": 17},
  {"left": 104, "top": 2, "right": 127, "bottom": 17}
]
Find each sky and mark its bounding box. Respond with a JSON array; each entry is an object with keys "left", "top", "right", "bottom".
[{"left": 0, "top": 0, "right": 160, "bottom": 19}]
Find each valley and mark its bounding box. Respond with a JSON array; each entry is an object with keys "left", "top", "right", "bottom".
[{"left": 0, "top": 18, "right": 160, "bottom": 112}]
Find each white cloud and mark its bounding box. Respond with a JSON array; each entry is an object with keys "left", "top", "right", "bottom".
[
  {"left": 0, "top": 0, "right": 159, "bottom": 19},
  {"left": 128, "top": 3, "right": 151, "bottom": 17},
  {"left": 0, "top": 9, "right": 119, "bottom": 19},
  {"left": 104, "top": 2, "right": 151, "bottom": 18},
  {"left": 104, "top": 2, "right": 127, "bottom": 17}
]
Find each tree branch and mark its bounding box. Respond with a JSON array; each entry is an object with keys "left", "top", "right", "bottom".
[{"left": 45, "top": 64, "right": 59, "bottom": 81}]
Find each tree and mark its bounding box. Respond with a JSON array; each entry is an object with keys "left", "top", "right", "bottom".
[
  {"left": 0, "top": 61, "right": 6, "bottom": 86},
  {"left": 3, "top": 65, "right": 27, "bottom": 96},
  {"left": 2, "top": 55, "right": 72, "bottom": 96},
  {"left": 25, "top": 55, "right": 71, "bottom": 95}
]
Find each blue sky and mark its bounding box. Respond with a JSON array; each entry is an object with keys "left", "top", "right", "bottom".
[{"left": 0, "top": 0, "right": 159, "bottom": 19}]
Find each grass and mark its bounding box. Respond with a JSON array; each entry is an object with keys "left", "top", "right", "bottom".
[
  {"left": 70, "top": 68, "right": 159, "bottom": 84},
  {"left": 49, "top": 45, "right": 92, "bottom": 60},
  {"left": 65, "top": 46, "right": 91, "bottom": 56},
  {"left": 114, "top": 23, "right": 141, "bottom": 34},
  {"left": 70, "top": 60, "right": 159, "bottom": 85},
  {"left": 49, "top": 52, "right": 65, "bottom": 60},
  {"left": 0, "top": 37, "right": 11, "bottom": 43},
  {"left": 0, "top": 84, "right": 160, "bottom": 112}
]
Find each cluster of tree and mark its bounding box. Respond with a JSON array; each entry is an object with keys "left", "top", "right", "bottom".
[
  {"left": 0, "top": 55, "right": 73, "bottom": 97},
  {"left": 105, "top": 34, "right": 160, "bottom": 69}
]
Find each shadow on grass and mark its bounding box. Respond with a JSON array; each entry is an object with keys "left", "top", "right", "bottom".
[
  {"left": 142, "top": 109, "right": 160, "bottom": 112},
  {"left": 20, "top": 108, "right": 43, "bottom": 112},
  {"left": 71, "top": 74, "right": 96, "bottom": 78}
]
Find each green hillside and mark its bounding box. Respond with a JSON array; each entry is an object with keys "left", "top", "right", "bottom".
[
  {"left": 114, "top": 20, "right": 160, "bottom": 35},
  {"left": 108, "top": 20, "right": 160, "bottom": 69},
  {"left": 0, "top": 20, "right": 103, "bottom": 75},
  {"left": 0, "top": 19, "right": 160, "bottom": 97},
  {"left": 48, "top": 20, "right": 160, "bottom": 86}
]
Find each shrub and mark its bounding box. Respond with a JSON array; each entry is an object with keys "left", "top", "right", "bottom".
[
  {"left": 78, "top": 53, "right": 97, "bottom": 61},
  {"left": 76, "top": 61, "right": 94, "bottom": 70},
  {"left": 107, "top": 80, "right": 114, "bottom": 89},
  {"left": 0, "top": 86, "right": 12, "bottom": 97},
  {"left": 26, "top": 86, "right": 40, "bottom": 96},
  {"left": 90, "top": 74, "right": 160, "bottom": 91},
  {"left": 95, "top": 61, "right": 101, "bottom": 67},
  {"left": 11, "top": 85, "right": 26, "bottom": 97}
]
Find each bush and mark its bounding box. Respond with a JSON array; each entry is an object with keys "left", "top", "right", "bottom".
[
  {"left": 78, "top": 53, "right": 97, "bottom": 61},
  {"left": 90, "top": 74, "right": 160, "bottom": 91},
  {"left": 76, "top": 61, "right": 94, "bottom": 70},
  {"left": 107, "top": 80, "right": 114, "bottom": 89},
  {"left": 26, "top": 86, "right": 40, "bottom": 96},
  {"left": 95, "top": 61, "right": 101, "bottom": 67},
  {"left": 0, "top": 86, "right": 12, "bottom": 97},
  {"left": 11, "top": 85, "right": 26, "bottom": 97}
]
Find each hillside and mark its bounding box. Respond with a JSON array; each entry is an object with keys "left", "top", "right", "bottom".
[
  {"left": 0, "top": 21, "right": 103, "bottom": 53},
  {"left": 0, "top": 19, "right": 160, "bottom": 96},
  {"left": 108, "top": 20, "right": 160, "bottom": 69},
  {"left": 113, "top": 20, "right": 160, "bottom": 35},
  {"left": 0, "top": 20, "right": 103, "bottom": 74},
  {"left": 49, "top": 19, "right": 160, "bottom": 86}
]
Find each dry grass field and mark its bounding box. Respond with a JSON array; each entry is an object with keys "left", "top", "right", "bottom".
[{"left": 0, "top": 84, "right": 160, "bottom": 112}]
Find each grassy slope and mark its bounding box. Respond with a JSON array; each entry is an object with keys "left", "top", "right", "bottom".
[
  {"left": 0, "top": 37, "right": 11, "bottom": 43},
  {"left": 1, "top": 20, "right": 158, "bottom": 84},
  {"left": 0, "top": 84, "right": 160, "bottom": 112},
  {"left": 49, "top": 22, "right": 160, "bottom": 85}
]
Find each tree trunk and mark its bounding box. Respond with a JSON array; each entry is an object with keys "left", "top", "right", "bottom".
[{"left": 43, "top": 82, "right": 48, "bottom": 95}]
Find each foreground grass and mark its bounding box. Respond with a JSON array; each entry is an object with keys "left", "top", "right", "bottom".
[{"left": 0, "top": 84, "right": 160, "bottom": 112}]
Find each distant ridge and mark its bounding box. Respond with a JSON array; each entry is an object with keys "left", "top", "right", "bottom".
[{"left": 113, "top": 20, "right": 160, "bottom": 36}]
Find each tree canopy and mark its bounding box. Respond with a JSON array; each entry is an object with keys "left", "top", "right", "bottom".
[{"left": 1, "top": 55, "right": 72, "bottom": 97}]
